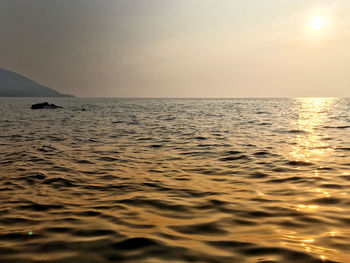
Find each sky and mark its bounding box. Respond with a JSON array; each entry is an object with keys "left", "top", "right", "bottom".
[{"left": 0, "top": 0, "right": 349, "bottom": 97}]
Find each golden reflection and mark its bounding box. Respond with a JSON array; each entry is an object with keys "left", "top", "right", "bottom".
[
  {"left": 283, "top": 234, "right": 337, "bottom": 261},
  {"left": 290, "top": 98, "right": 336, "bottom": 162},
  {"left": 302, "top": 238, "right": 315, "bottom": 243},
  {"left": 285, "top": 236, "right": 337, "bottom": 259},
  {"left": 314, "top": 188, "right": 331, "bottom": 197},
  {"left": 280, "top": 230, "right": 350, "bottom": 262},
  {"left": 297, "top": 204, "right": 319, "bottom": 212}
]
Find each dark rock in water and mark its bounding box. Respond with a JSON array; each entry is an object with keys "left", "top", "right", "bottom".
[{"left": 31, "top": 102, "right": 62, "bottom": 109}]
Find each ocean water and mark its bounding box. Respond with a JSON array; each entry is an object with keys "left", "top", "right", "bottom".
[{"left": 1, "top": 97, "right": 350, "bottom": 263}]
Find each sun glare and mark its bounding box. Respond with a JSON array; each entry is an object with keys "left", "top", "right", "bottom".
[{"left": 310, "top": 15, "right": 325, "bottom": 30}]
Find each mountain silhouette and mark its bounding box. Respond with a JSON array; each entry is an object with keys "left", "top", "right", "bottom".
[{"left": 0, "top": 68, "right": 73, "bottom": 97}]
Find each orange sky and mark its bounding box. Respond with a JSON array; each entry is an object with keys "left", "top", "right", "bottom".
[{"left": 1, "top": 0, "right": 349, "bottom": 97}]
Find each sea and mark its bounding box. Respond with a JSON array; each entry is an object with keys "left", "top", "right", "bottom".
[{"left": 1, "top": 97, "right": 350, "bottom": 263}]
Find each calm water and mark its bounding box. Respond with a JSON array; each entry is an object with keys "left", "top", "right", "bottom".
[{"left": 1, "top": 98, "right": 350, "bottom": 263}]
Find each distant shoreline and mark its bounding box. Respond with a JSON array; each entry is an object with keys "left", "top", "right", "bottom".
[{"left": 0, "top": 68, "right": 74, "bottom": 97}]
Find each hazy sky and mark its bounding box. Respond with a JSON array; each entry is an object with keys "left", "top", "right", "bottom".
[{"left": 1, "top": 0, "right": 349, "bottom": 97}]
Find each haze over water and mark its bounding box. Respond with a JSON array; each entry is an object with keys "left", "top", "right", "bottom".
[{"left": 1, "top": 97, "right": 350, "bottom": 263}]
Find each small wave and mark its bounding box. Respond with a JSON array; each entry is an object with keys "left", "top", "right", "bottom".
[
  {"left": 112, "top": 237, "right": 160, "bottom": 250},
  {"left": 249, "top": 172, "right": 270, "bottom": 179},
  {"left": 286, "top": 160, "right": 314, "bottom": 166},
  {"left": 117, "top": 197, "right": 190, "bottom": 213},
  {"left": 0, "top": 232, "right": 42, "bottom": 241},
  {"left": 220, "top": 155, "right": 249, "bottom": 161},
  {"left": 267, "top": 176, "right": 305, "bottom": 184},
  {"left": 75, "top": 159, "right": 94, "bottom": 164},
  {"left": 99, "top": 156, "right": 119, "bottom": 162},
  {"left": 207, "top": 240, "right": 254, "bottom": 249},
  {"left": 336, "top": 147, "right": 350, "bottom": 151},
  {"left": 195, "top": 136, "right": 207, "bottom": 140},
  {"left": 0, "top": 217, "right": 36, "bottom": 225},
  {"left": 18, "top": 203, "right": 64, "bottom": 211},
  {"left": 239, "top": 246, "right": 325, "bottom": 262},
  {"left": 324, "top": 125, "right": 350, "bottom": 129},
  {"left": 311, "top": 197, "right": 341, "bottom": 205},
  {"left": 253, "top": 150, "right": 271, "bottom": 156},
  {"left": 279, "top": 129, "right": 308, "bottom": 134},
  {"left": 150, "top": 144, "right": 163, "bottom": 148},
  {"left": 170, "top": 221, "right": 228, "bottom": 235},
  {"left": 44, "top": 177, "right": 76, "bottom": 188},
  {"left": 321, "top": 184, "right": 343, "bottom": 189}
]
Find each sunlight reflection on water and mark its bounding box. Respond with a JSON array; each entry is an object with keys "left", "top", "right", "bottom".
[{"left": 291, "top": 98, "right": 337, "bottom": 162}]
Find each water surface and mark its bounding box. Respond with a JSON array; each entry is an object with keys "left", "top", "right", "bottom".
[{"left": 1, "top": 98, "right": 350, "bottom": 263}]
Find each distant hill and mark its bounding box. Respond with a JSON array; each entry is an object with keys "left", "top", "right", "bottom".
[{"left": 0, "top": 68, "right": 73, "bottom": 97}]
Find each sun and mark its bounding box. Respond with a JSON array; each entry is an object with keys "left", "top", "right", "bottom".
[{"left": 310, "top": 15, "right": 325, "bottom": 30}]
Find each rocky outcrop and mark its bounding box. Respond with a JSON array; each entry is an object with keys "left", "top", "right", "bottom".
[{"left": 31, "top": 102, "right": 62, "bottom": 109}]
